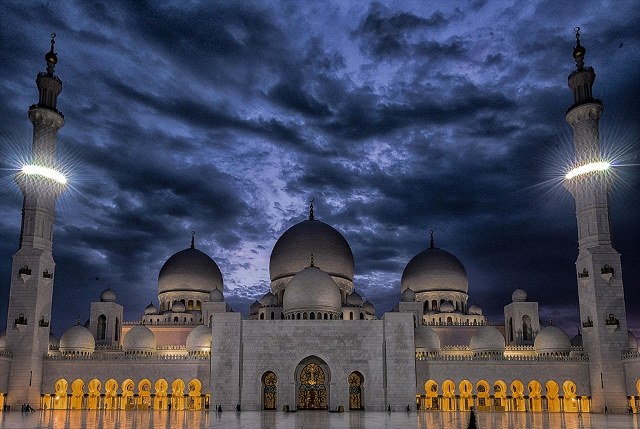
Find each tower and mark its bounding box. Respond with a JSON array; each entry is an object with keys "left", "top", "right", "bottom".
[
  {"left": 564, "top": 28, "right": 628, "bottom": 413},
  {"left": 4, "top": 34, "right": 66, "bottom": 407}
]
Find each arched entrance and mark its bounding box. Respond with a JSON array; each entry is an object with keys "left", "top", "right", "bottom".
[
  {"left": 296, "top": 357, "right": 329, "bottom": 410},
  {"left": 262, "top": 371, "right": 277, "bottom": 410},
  {"left": 348, "top": 372, "right": 364, "bottom": 410}
]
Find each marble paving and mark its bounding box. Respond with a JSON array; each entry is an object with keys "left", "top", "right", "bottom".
[{"left": 0, "top": 410, "right": 638, "bottom": 429}]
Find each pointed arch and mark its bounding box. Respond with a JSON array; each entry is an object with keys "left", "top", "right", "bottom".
[
  {"left": 171, "top": 379, "right": 186, "bottom": 410},
  {"left": 104, "top": 379, "right": 118, "bottom": 410},
  {"left": 262, "top": 371, "right": 277, "bottom": 410},
  {"left": 188, "top": 379, "right": 202, "bottom": 410},
  {"left": 493, "top": 380, "right": 507, "bottom": 411},
  {"left": 87, "top": 379, "right": 101, "bottom": 410},
  {"left": 138, "top": 379, "right": 152, "bottom": 410},
  {"left": 296, "top": 356, "right": 329, "bottom": 410},
  {"left": 348, "top": 371, "right": 364, "bottom": 410},
  {"left": 122, "top": 379, "right": 135, "bottom": 410},
  {"left": 424, "top": 380, "right": 439, "bottom": 410},
  {"left": 459, "top": 380, "right": 472, "bottom": 411},
  {"left": 528, "top": 380, "right": 542, "bottom": 412},
  {"left": 70, "top": 379, "right": 84, "bottom": 409},
  {"left": 154, "top": 379, "right": 169, "bottom": 410},
  {"left": 53, "top": 378, "right": 68, "bottom": 409},
  {"left": 562, "top": 380, "right": 578, "bottom": 412},
  {"left": 475, "top": 380, "right": 490, "bottom": 411},
  {"left": 442, "top": 380, "right": 456, "bottom": 411},
  {"left": 545, "top": 380, "right": 560, "bottom": 412},
  {"left": 510, "top": 380, "right": 525, "bottom": 411}
]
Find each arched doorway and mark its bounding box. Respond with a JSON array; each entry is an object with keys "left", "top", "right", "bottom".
[
  {"left": 262, "top": 371, "right": 277, "bottom": 410},
  {"left": 348, "top": 372, "right": 364, "bottom": 410},
  {"left": 296, "top": 357, "right": 329, "bottom": 410}
]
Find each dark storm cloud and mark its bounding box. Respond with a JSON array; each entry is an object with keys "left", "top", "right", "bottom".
[{"left": 0, "top": 0, "right": 638, "bottom": 337}]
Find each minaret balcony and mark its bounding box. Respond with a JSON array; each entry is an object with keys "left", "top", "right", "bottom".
[
  {"left": 18, "top": 266, "right": 32, "bottom": 282},
  {"left": 604, "top": 314, "right": 619, "bottom": 332}
]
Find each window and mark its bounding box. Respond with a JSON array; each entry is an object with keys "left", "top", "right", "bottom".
[{"left": 97, "top": 315, "right": 107, "bottom": 340}]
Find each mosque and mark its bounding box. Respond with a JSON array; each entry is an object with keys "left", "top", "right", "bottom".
[{"left": 0, "top": 31, "right": 639, "bottom": 414}]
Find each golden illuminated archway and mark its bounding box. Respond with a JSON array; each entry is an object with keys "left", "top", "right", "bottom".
[
  {"left": 528, "top": 380, "right": 542, "bottom": 412},
  {"left": 138, "top": 379, "right": 152, "bottom": 410},
  {"left": 442, "top": 380, "right": 456, "bottom": 411},
  {"left": 510, "top": 380, "right": 525, "bottom": 411},
  {"left": 296, "top": 358, "right": 328, "bottom": 410},
  {"left": 122, "top": 379, "right": 135, "bottom": 410},
  {"left": 262, "top": 371, "right": 277, "bottom": 410},
  {"left": 424, "top": 380, "right": 439, "bottom": 410},
  {"left": 171, "top": 379, "right": 185, "bottom": 410},
  {"left": 104, "top": 379, "right": 118, "bottom": 410},
  {"left": 545, "top": 380, "right": 560, "bottom": 412},
  {"left": 87, "top": 379, "right": 101, "bottom": 410},
  {"left": 70, "top": 379, "right": 84, "bottom": 409},
  {"left": 562, "top": 380, "right": 578, "bottom": 412},
  {"left": 188, "top": 379, "right": 202, "bottom": 410},
  {"left": 459, "top": 380, "right": 472, "bottom": 411},
  {"left": 154, "top": 379, "right": 169, "bottom": 410},
  {"left": 476, "top": 380, "right": 490, "bottom": 411},
  {"left": 348, "top": 372, "right": 364, "bottom": 410},
  {"left": 53, "top": 378, "right": 68, "bottom": 410},
  {"left": 493, "top": 380, "right": 507, "bottom": 411}
]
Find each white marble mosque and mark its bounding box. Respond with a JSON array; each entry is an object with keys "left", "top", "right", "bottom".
[{"left": 0, "top": 31, "right": 639, "bottom": 415}]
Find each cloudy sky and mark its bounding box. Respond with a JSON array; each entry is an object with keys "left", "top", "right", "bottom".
[{"left": 1, "top": 0, "right": 638, "bottom": 337}]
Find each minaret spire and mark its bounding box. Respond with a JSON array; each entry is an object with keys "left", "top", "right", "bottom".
[
  {"left": 429, "top": 230, "right": 435, "bottom": 249},
  {"left": 5, "top": 36, "right": 66, "bottom": 408},
  {"left": 191, "top": 231, "right": 195, "bottom": 249},
  {"left": 309, "top": 198, "right": 314, "bottom": 220},
  {"left": 563, "top": 29, "right": 628, "bottom": 413}
]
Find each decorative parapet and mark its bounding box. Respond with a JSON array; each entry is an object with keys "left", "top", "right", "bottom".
[
  {"left": 504, "top": 345, "right": 535, "bottom": 352},
  {"left": 95, "top": 344, "right": 123, "bottom": 351},
  {"left": 156, "top": 345, "right": 187, "bottom": 351},
  {"left": 44, "top": 353, "right": 209, "bottom": 361},
  {"left": 582, "top": 318, "right": 593, "bottom": 328},
  {"left": 577, "top": 268, "right": 589, "bottom": 278},
  {"left": 0, "top": 350, "right": 13, "bottom": 359},
  {"left": 622, "top": 351, "right": 640, "bottom": 360},
  {"left": 416, "top": 353, "right": 588, "bottom": 362}
]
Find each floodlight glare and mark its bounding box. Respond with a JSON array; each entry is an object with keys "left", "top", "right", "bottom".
[
  {"left": 21, "top": 164, "right": 67, "bottom": 184},
  {"left": 565, "top": 161, "right": 610, "bottom": 180}
]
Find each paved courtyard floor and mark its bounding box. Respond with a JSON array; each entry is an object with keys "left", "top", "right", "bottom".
[{"left": 0, "top": 410, "right": 638, "bottom": 429}]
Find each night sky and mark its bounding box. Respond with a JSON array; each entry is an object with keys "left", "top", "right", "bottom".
[{"left": 1, "top": 1, "right": 639, "bottom": 339}]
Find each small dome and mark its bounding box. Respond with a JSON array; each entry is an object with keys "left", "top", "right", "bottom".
[
  {"left": 400, "top": 288, "right": 416, "bottom": 302},
  {"left": 260, "top": 291, "right": 278, "bottom": 307},
  {"left": 512, "top": 289, "right": 528, "bottom": 302},
  {"left": 401, "top": 247, "right": 468, "bottom": 294},
  {"left": 270, "top": 219, "right": 354, "bottom": 293},
  {"left": 186, "top": 325, "right": 212, "bottom": 354},
  {"left": 468, "top": 304, "right": 483, "bottom": 315},
  {"left": 470, "top": 326, "right": 505, "bottom": 352},
  {"left": 59, "top": 325, "right": 95, "bottom": 355},
  {"left": 209, "top": 288, "right": 224, "bottom": 302},
  {"left": 283, "top": 266, "right": 342, "bottom": 314},
  {"left": 440, "top": 301, "right": 454, "bottom": 313},
  {"left": 415, "top": 326, "right": 441, "bottom": 352},
  {"left": 171, "top": 301, "right": 186, "bottom": 313},
  {"left": 534, "top": 325, "right": 571, "bottom": 354},
  {"left": 123, "top": 325, "right": 156, "bottom": 354},
  {"left": 249, "top": 300, "right": 261, "bottom": 315},
  {"left": 628, "top": 330, "right": 638, "bottom": 353},
  {"left": 158, "top": 247, "right": 224, "bottom": 296},
  {"left": 363, "top": 301, "right": 375, "bottom": 315},
  {"left": 144, "top": 303, "right": 157, "bottom": 315},
  {"left": 347, "top": 291, "right": 363, "bottom": 306},
  {"left": 100, "top": 288, "right": 116, "bottom": 302}
]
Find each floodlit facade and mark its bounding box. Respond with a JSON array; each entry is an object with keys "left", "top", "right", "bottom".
[{"left": 1, "top": 33, "right": 639, "bottom": 414}]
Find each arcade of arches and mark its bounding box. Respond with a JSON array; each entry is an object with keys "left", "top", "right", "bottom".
[
  {"left": 419, "top": 379, "right": 592, "bottom": 413},
  {"left": 42, "top": 378, "right": 209, "bottom": 411}
]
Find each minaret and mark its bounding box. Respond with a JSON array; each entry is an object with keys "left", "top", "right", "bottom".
[
  {"left": 564, "top": 28, "right": 628, "bottom": 413},
  {"left": 5, "top": 34, "right": 66, "bottom": 408}
]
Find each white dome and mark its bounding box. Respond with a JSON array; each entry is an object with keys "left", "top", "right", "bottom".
[
  {"left": 100, "top": 288, "right": 116, "bottom": 302},
  {"left": 440, "top": 301, "right": 455, "bottom": 313},
  {"left": 249, "top": 300, "right": 261, "bottom": 315},
  {"left": 534, "top": 325, "right": 571, "bottom": 354},
  {"left": 512, "top": 289, "right": 528, "bottom": 302},
  {"left": 401, "top": 247, "right": 468, "bottom": 294},
  {"left": 171, "top": 301, "right": 186, "bottom": 313},
  {"left": 158, "top": 247, "right": 223, "bottom": 296},
  {"left": 144, "top": 303, "right": 157, "bottom": 315},
  {"left": 628, "top": 330, "right": 638, "bottom": 352},
  {"left": 470, "top": 326, "right": 505, "bottom": 352},
  {"left": 282, "top": 266, "right": 342, "bottom": 314},
  {"left": 270, "top": 219, "right": 354, "bottom": 293},
  {"left": 363, "top": 301, "right": 375, "bottom": 315},
  {"left": 260, "top": 291, "right": 278, "bottom": 307},
  {"left": 400, "top": 288, "right": 416, "bottom": 302},
  {"left": 59, "top": 325, "right": 95, "bottom": 355},
  {"left": 468, "top": 304, "right": 483, "bottom": 315},
  {"left": 209, "top": 288, "right": 224, "bottom": 302},
  {"left": 347, "top": 291, "right": 364, "bottom": 306},
  {"left": 414, "top": 326, "right": 441, "bottom": 352},
  {"left": 186, "top": 324, "right": 212, "bottom": 354},
  {"left": 123, "top": 325, "right": 156, "bottom": 354}
]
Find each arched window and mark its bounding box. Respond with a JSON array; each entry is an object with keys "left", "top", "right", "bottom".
[
  {"left": 262, "top": 371, "right": 277, "bottom": 410},
  {"left": 348, "top": 372, "right": 364, "bottom": 410},
  {"left": 324, "top": 313, "right": 328, "bottom": 320},
  {"left": 174, "top": 316, "right": 178, "bottom": 322},
  {"left": 432, "top": 300, "right": 438, "bottom": 310},
  {"left": 310, "top": 313, "right": 315, "bottom": 320},
  {"left": 349, "top": 312, "right": 354, "bottom": 320},
  {"left": 260, "top": 313, "right": 265, "bottom": 320},
  {"left": 297, "top": 313, "right": 300, "bottom": 320},
  {"left": 97, "top": 315, "right": 107, "bottom": 341},
  {"left": 359, "top": 312, "right": 364, "bottom": 320},
  {"left": 271, "top": 312, "right": 275, "bottom": 320},
  {"left": 114, "top": 317, "right": 120, "bottom": 341},
  {"left": 522, "top": 315, "right": 532, "bottom": 341},
  {"left": 303, "top": 313, "right": 308, "bottom": 320}
]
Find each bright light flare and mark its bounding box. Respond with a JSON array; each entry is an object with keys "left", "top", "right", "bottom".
[
  {"left": 565, "top": 161, "right": 611, "bottom": 180},
  {"left": 21, "top": 164, "right": 67, "bottom": 184}
]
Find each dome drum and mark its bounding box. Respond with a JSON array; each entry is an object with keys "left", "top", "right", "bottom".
[
  {"left": 158, "top": 291, "right": 207, "bottom": 313},
  {"left": 417, "top": 291, "right": 469, "bottom": 313}
]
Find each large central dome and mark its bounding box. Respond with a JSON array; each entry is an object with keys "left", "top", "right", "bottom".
[
  {"left": 270, "top": 217, "right": 354, "bottom": 296},
  {"left": 401, "top": 246, "right": 468, "bottom": 294}
]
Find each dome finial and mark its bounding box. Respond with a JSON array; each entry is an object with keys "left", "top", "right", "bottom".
[
  {"left": 429, "top": 230, "right": 435, "bottom": 249},
  {"left": 309, "top": 198, "right": 315, "bottom": 220},
  {"left": 45, "top": 32, "right": 58, "bottom": 75},
  {"left": 191, "top": 231, "right": 195, "bottom": 249},
  {"left": 310, "top": 253, "right": 315, "bottom": 267},
  {"left": 572, "top": 27, "right": 586, "bottom": 69}
]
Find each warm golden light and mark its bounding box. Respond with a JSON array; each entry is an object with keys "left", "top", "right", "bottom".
[
  {"left": 21, "top": 164, "right": 67, "bottom": 184},
  {"left": 565, "top": 161, "right": 610, "bottom": 179}
]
